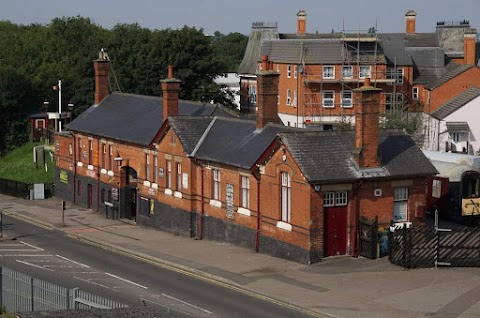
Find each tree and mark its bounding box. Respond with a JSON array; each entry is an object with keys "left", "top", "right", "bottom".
[{"left": 210, "top": 32, "right": 248, "bottom": 72}]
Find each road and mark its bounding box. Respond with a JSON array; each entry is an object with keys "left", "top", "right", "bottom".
[{"left": 0, "top": 215, "right": 316, "bottom": 318}]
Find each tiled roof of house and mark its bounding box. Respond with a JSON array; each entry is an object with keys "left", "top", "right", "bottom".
[
  {"left": 168, "top": 116, "right": 214, "bottom": 154},
  {"left": 424, "top": 62, "right": 474, "bottom": 90},
  {"left": 260, "top": 39, "right": 386, "bottom": 65},
  {"left": 446, "top": 121, "right": 470, "bottom": 132},
  {"left": 279, "top": 130, "right": 437, "bottom": 183},
  {"left": 431, "top": 86, "right": 480, "bottom": 120},
  {"left": 192, "top": 117, "right": 294, "bottom": 169},
  {"left": 66, "top": 93, "right": 223, "bottom": 146}
]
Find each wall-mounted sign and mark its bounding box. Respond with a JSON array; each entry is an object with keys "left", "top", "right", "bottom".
[
  {"left": 111, "top": 187, "right": 119, "bottom": 201},
  {"left": 59, "top": 171, "right": 68, "bottom": 184}
]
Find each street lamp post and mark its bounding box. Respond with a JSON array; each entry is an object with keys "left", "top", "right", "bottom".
[{"left": 58, "top": 80, "right": 62, "bottom": 132}]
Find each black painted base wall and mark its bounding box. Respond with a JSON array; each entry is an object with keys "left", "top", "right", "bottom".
[{"left": 137, "top": 199, "right": 197, "bottom": 238}]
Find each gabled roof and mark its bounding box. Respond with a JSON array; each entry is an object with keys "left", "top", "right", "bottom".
[
  {"left": 431, "top": 86, "right": 480, "bottom": 120},
  {"left": 424, "top": 62, "right": 474, "bottom": 90},
  {"left": 66, "top": 93, "right": 224, "bottom": 146},
  {"left": 446, "top": 121, "right": 470, "bottom": 132},
  {"left": 192, "top": 117, "right": 294, "bottom": 169},
  {"left": 279, "top": 130, "right": 437, "bottom": 183},
  {"left": 238, "top": 25, "right": 279, "bottom": 74},
  {"left": 168, "top": 116, "right": 213, "bottom": 154}
]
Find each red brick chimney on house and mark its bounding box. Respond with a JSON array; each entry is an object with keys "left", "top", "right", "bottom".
[
  {"left": 405, "top": 10, "right": 416, "bottom": 34},
  {"left": 161, "top": 65, "right": 181, "bottom": 120},
  {"left": 353, "top": 78, "right": 382, "bottom": 168},
  {"left": 94, "top": 49, "right": 110, "bottom": 105},
  {"left": 297, "top": 10, "right": 307, "bottom": 34},
  {"left": 464, "top": 28, "right": 477, "bottom": 65},
  {"left": 256, "top": 55, "right": 280, "bottom": 129}
]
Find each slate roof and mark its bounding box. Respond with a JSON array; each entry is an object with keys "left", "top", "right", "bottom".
[
  {"left": 424, "top": 62, "right": 474, "bottom": 90},
  {"left": 168, "top": 116, "right": 213, "bottom": 154},
  {"left": 66, "top": 93, "right": 224, "bottom": 146},
  {"left": 192, "top": 117, "right": 295, "bottom": 169},
  {"left": 260, "top": 39, "right": 386, "bottom": 65},
  {"left": 279, "top": 130, "right": 437, "bottom": 183},
  {"left": 446, "top": 121, "right": 470, "bottom": 132},
  {"left": 431, "top": 86, "right": 480, "bottom": 120},
  {"left": 238, "top": 26, "right": 279, "bottom": 74}
]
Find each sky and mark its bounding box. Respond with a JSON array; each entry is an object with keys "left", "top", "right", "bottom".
[{"left": 1, "top": 0, "right": 479, "bottom": 35}]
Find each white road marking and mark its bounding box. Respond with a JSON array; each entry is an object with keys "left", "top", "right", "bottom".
[
  {"left": 140, "top": 297, "right": 194, "bottom": 317},
  {"left": 0, "top": 244, "right": 24, "bottom": 246},
  {"left": 16, "top": 260, "right": 53, "bottom": 271},
  {"left": 105, "top": 272, "right": 148, "bottom": 289},
  {"left": 0, "top": 249, "right": 40, "bottom": 252},
  {"left": 74, "top": 277, "right": 118, "bottom": 291},
  {"left": 65, "top": 271, "right": 100, "bottom": 274},
  {"left": 19, "top": 241, "right": 44, "bottom": 251},
  {"left": 55, "top": 255, "right": 91, "bottom": 268},
  {"left": 1, "top": 254, "right": 53, "bottom": 257},
  {"left": 161, "top": 293, "right": 213, "bottom": 315}
]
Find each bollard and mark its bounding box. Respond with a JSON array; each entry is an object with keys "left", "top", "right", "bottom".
[{"left": 61, "top": 200, "right": 66, "bottom": 227}]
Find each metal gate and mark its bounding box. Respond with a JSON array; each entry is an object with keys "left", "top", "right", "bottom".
[{"left": 358, "top": 216, "right": 378, "bottom": 259}]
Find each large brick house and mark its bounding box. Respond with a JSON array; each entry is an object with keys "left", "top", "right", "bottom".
[
  {"left": 55, "top": 53, "right": 437, "bottom": 264},
  {"left": 238, "top": 10, "right": 480, "bottom": 132}
]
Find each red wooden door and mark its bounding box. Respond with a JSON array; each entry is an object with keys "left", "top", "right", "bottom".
[{"left": 325, "top": 206, "right": 348, "bottom": 256}]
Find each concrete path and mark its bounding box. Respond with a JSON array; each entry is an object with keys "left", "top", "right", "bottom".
[{"left": 1, "top": 194, "right": 480, "bottom": 318}]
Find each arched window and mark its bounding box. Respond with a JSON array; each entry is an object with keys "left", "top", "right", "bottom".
[{"left": 281, "top": 172, "right": 291, "bottom": 222}]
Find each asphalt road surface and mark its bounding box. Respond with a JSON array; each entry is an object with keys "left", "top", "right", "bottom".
[{"left": 0, "top": 215, "right": 316, "bottom": 318}]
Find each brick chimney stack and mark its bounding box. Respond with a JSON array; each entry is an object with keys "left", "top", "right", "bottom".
[
  {"left": 94, "top": 49, "right": 110, "bottom": 105},
  {"left": 464, "top": 28, "right": 477, "bottom": 65},
  {"left": 353, "top": 78, "right": 382, "bottom": 168},
  {"left": 297, "top": 10, "right": 307, "bottom": 35},
  {"left": 405, "top": 10, "right": 417, "bottom": 35},
  {"left": 161, "top": 65, "right": 181, "bottom": 120},
  {"left": 256, "top": 55, "right": 280, "bottom": 129}
]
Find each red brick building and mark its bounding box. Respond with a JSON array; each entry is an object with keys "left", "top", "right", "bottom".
[
  {"left": 238, "top": 10, "right": 479, "bottom": 131},
  {"left": 55, "top": 53, "right": 437, "bottom": 264}
]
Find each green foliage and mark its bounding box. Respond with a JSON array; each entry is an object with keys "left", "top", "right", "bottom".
[
  {"left": 0, "top": 18, "right": 247, "bottom": 154},
  {"left": 210, "top": 31, "right": 248, "bottom": 72},
  {"left": 0, "top": 143, "right": 54, "bottom": 183},
  {"left": 383, "top": 110, "right": 423, "bottom": 135}
]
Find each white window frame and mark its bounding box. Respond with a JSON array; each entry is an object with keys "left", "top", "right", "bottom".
[
  {"left": 286, "top": 89, "right": 291, "bottom": 106},
  {"left": 166, "top": 160, "right": 172, "bottom": 189},
  {"left": 412, "top": 87, "right": 419, "bottom": 100},
  {"left": 249, "top": 85, "right": 256, "bottom": 104},
  {"left": 213, "top": 169, "right": 221, "bottom": 200},
  {"left": 342, "top": 66, "right": 353, "bottom": 79},
  {"left": 292, "top": 90, "right": 297, "bottom": 107},
  {"left": 322, "top": 91, "right": 335, "bottom": 108},
  {"left": 323, "top": 66, "right": 335, "bottom": 79},
  {"left": 335, "top": 191, "right": 348, "bottom": 206},
  {"left": 176, "top": 162, "right": 182, "bottom": 192},
  {"left": 145, "top": 154, "right": 150, "bottom": 181},
  {"left": 102, "top": 143, "right": 107, "bottom": 168},
  {"left": 341, "top": 91, "right": 353, "bottom": 108},
  {"left": 452, "top": 132, "right": 467, "bottom": 143},
  {"left": 241, "top": 176, "right": 250, "bottom": 209},
  {"left": 385, "top": 93, "right": 404, "bottom": 112},
  {"left": 394, "top": 187, "right": 408, "bottom": 222},
  {"left": 277, "top": 65, "right": 280, "bottom": 73},
  {"left": 294, "top": 65, "right": 298, "bottom": 78},
  {"left": 323, "top": 192, "right": 335, "bottom": 207},
  {"left": 432, "top": 179, "right": 441, "bottom": 199},
  {"left": 387, "top": 68, "right": 404, "bottom": 85},
  {"left": 287, "top": 65, "right": 292, "bottom": 78},
  {"left": 109, "top": 145, "right": 113, "bottom": 170},
  {"left": 281, "top": 172, "right": 291, "bottom": 223},
  {"left": 154, "top": 155, "right": 158, "bottom": 184},
  {"left": 359, "top": 66, "right": 371, "bottom": 79}
]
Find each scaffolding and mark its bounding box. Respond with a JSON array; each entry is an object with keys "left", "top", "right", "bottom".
[{"left": 299, "top": 22, "right": 398, "bottom": 128}]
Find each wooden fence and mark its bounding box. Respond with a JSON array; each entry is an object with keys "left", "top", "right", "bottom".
[{"left": 389, "top": 225, "right": 480, "bottom": 268}]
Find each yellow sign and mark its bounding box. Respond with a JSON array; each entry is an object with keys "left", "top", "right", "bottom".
[
  {"left": 462, "top": 197, "right": 480, "bottom": 216},
  {"left": 59, "top": 171, "right": 68, "bottom": 184}
]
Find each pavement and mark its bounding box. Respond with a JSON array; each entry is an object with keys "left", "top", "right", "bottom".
[{"left": 1, "top": 194, "right": 480, "bottom": 318}]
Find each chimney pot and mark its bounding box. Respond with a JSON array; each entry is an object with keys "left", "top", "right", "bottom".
[
  {"left": 256, "top": 57, "right": 280, "bottom": 129},
  {"left": 405, "top": 10, "right": 417, "bottom": 34},
  {"left": 161, "top": 66, "right": 181, "bottom": 121},
  {"left": 261, "top": 55, "right": 269, "bottom": 71},
  {"left": 94, "top": 50, "right": 111, "bottom": 105},
  {"left": 297, "top": 10, "right": 307, "bottom": 34},
  {"left": 168, "top": 65, "right": 174, "bottom": 79}
]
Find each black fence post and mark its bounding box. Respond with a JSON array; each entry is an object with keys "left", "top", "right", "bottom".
[{"left": 30, "top": 277, "right": 34, "bottom": 312}]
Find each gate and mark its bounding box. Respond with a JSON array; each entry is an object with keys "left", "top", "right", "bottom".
[
  {"left": 389, "top": 225, "right": 480, "bottom": 268},
  {"left": 358, "top": 216, "right": 378, "bottom": 259}
]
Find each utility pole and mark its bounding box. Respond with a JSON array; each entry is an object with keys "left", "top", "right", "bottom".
[{"left": 58, "top": 80, "right": 62, "bottom": 132}]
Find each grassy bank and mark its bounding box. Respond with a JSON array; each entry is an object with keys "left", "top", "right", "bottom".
[{"left": 0, "top": 143, "right": 54, "bottom": 183}]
